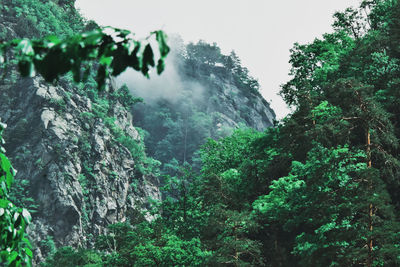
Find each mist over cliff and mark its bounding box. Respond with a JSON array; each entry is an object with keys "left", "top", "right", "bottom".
[
  {"left": 116, "top": 36, "right": 275, "bottom": 172},
  {"left": 117, "top": 36, "right": 206, "bottom": 105}
]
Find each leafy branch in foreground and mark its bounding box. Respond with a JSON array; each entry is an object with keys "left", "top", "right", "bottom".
[
  {"left": 0, "top": 27, "right": 170, "bottom": 89},
  {"left": 0, "top": 121, "right": 33, "bottom": 267}
]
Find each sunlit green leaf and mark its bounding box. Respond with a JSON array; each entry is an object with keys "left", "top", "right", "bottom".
[
  {"left": 44, "top": 35, "right": 61, "bottom": 48},
  {"left": 0, "top": 153, "right": 13, "bottom": 190},
  {"left": 99, "top": 55, "right": 112, "bottom": 66},
  {"left": 24, "top": 248, "right": 32, "bottom": 258},
  {"left": 155, "top": 31, "right": 170, "bottom": 58},
  {"left": 8, "top": 251, "right": 18, "bottom": 263}
]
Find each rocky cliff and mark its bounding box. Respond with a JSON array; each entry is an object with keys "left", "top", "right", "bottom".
[
  {"left": 0, "top": 2, "right": 162, "bottom": 262},
  {"left": 189, "top": 68, "right": 275, "bottom": 132},
  {"left": 0, "top": 76, "right": 160, "bottom": 263},
  {"left": 182, "top": 40, "right": 275, "bottom": 131},
  {"left": 127, "top": 40, "right": 275, "bottom": 169}
]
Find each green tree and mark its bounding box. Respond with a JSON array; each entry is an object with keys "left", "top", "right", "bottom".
[
  {"left": 253, "top": 145, "right": 400, "bottom": 266},
  {"left": 196, "top": 129, "right": 270, "bottom": 265},
  {"left": 40, "top": 246, "right": 103, "bottom": 267},
  {"left": 0, "top": 122, "right": 32, "bottom": 266},
  {"left": 94, "top": 221, "right": 211, "bottom": 266}
]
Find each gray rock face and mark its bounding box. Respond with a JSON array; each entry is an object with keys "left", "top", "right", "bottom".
[
  {"left": 0, "top": 77, "right": 160, "bottom": 263},
  {"left": 204, "top": 72, "right": 275, "bottom": 132}
]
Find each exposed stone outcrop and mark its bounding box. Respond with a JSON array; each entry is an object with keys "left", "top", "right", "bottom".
[
  {"left": 0, "top": 77, "right": 160, "bottom": 263},
  {"left": 203, "top": 71, "right": 275, "bottom": 132}
]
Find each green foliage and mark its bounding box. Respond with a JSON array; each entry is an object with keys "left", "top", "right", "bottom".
[
  {"left": 265, "top": 1, "right": 400, "bottom": 265},
  {"left": 92, "top": 220, "right": 211, "bottom": 266},
  {"left": 200, "top": 128, "right": 263, "bottom": 177},
  {"left": 185, "top": 41, "right": 261, "bottom": 94},
  {"left": 123, "top": 228, "right": 210, "bottom": 266},
  {"left": 0, "top": 0, "right": 85, "bottom": 39},
  {"left": 104, "top": 116, "right": 160, "bottom": 175},
  {"left": 133, "top": 100, "right": 214, "bottom": 175},
  {"left": 40, "top": 246, "right": 103, "bottom": 267},
  {"left": 191, "top": 129, "right": 272, "bottom": 265},
  {"left": 40, "top": 236, "right": 56, "bottom": 256},
  {"left": 311, "top": 100, "right": 342, "bottom": 124},
  {"left": 210, "top": 210, "right": 264, "bottom": 266},
  {"left": 0, "top": 122, "right": 32, "bottom": 266},
  {"left": 254, "top": 145, "right": 400, "bottom": 266},
  {"left": 281, "top": 31, "right": 355, "bottom": 107},
  {"left": 159, "top": 166, "right": 209, "bottom": 240},
  {"left": 0, "top": 27, "right": 170, "bottom": 90},
  {"left": 9, "top": 177, "right": 38, "bottom": 213},
  {"left": 110, "top": 84, "right": 143, "bottom": 109}
]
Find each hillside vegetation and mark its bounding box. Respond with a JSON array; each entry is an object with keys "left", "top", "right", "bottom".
[{"left": 2, "top": 0, "right": 400, "bottom": 266}]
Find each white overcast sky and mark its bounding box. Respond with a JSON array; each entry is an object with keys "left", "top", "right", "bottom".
[{"left": 75, "top": 0, "right": 361, "bottom": 119}]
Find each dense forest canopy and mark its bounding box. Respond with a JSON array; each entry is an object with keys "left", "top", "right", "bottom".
[{"left": 2, "top": 0, "right": 400, "bottom": 266}]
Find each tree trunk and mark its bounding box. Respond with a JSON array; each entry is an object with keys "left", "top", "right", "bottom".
[{"left": 366, "top": 129, "right": 373, "bottom": 267}]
